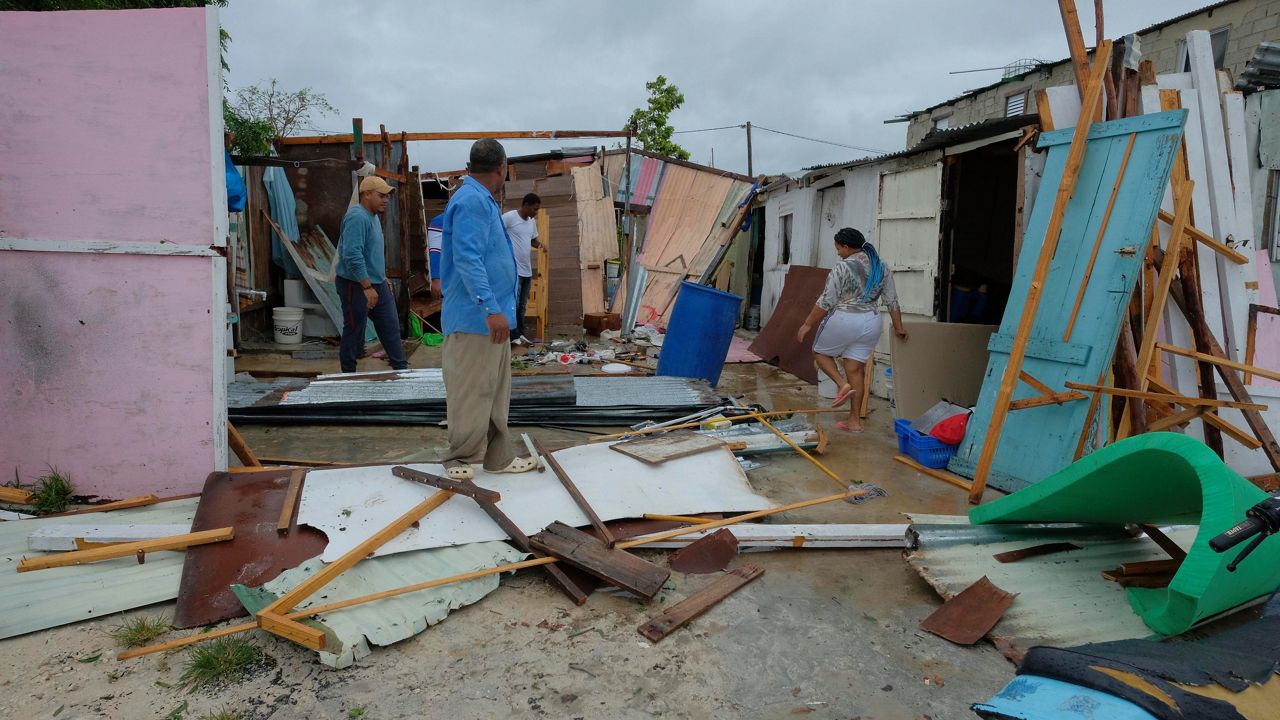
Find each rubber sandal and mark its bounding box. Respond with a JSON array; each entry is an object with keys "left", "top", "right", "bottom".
[
  {"left": 445, "top": 463, "right": 474, "bottom": 480},
  {"left": 489, "top": 456, "right": 537, "bottom": 474},
  {"left": 831, "top": 385, "right": 854, "bottom": 407}
]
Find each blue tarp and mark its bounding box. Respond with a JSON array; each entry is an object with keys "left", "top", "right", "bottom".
[{"left": 262, "top": 166, "right": 302, "bottom": 278}]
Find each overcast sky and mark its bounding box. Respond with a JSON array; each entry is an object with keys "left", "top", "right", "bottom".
[{"left": 220, "top": 0, "right": 1210, "bottom": 175}]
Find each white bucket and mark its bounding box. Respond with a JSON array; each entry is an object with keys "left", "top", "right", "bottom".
[{"left": 272, "top": 306, "right": 305, "bottom": 345}]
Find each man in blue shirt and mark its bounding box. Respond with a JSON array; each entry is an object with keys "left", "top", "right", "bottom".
[
  {"left": 334, "top": 175, "right": 409, "bottom": 373},
  {"left": 440, "top": 139, "right": 536, "bottom": 480}
]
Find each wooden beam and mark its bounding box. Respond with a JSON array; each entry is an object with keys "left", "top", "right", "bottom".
[
  {"left": 1064, "top": 382, "right": 1267, "bottom": 411},
  {"left": 0, "top": 486, "right": 35, "bottom": 505},
  {"left": 533, "top": 437, "right": 616, "bottom": 546},
  {"left": 17, "top": 527, "right": 234, "bottom": 572},
  {"left": 970, "top": 41, "right": 1112, "bottom": 504},
  {"left": 893, "top": 454, "right": 973, "bottom": 491},
  {"left": 39, "top": 494, "right": 165, "bottom": 517},
  {"left": 226, "top": 421, "right": 261, "bottom": 467},
  {"left": 754, "top": 415, "right": 843, "bottom": 487},
  {"left": 1018, "top": 371, "right": 1057, "bottom": 396},
  {"left": 1156, "top": 209, "right": 1249, "bottom": 265},
  {"left": 276, "top": 469, "right": 305, "bottom": 535},
  {"left": 1064, "top": 133, "right": 1138, "bottom": 341},
  {"left": 1156, "top": 343, "right": 1280, "bottom": 385},
  {"left": 1057, "top": 0, "right": 1092, "bottom": 99},
  {"left": 529, "top": 522, "right": 669, "bottom": 600},
  {"left": 1146, "top": 406, "right": 1204, "bottom": 432},
  {"left": 1009, "top": 391, "right": 1089, "bottom": 410},
  {"left": 1201, "top": 411, "right": 1264, "bottom": 449},
  {"left": 1074, "top": 368, "right": 1109, "bottom": 460},
  {"left": 643, "top": 513, "right": 716, "bottom": 525},
  {"left": 119, "top": 489, "right": 866, "bottom": 661},
  {"left": 1035, "top": 88, "right": 1056, "bottom": 132},
  {"left": 257, "top": 611, "right": 325, "bottom": 650},
  {"left": 278, "top": 129, "right": 632, "bottom": 145},
  {"left": 636, "top": 565, "right": 764, "bottom": 643}
]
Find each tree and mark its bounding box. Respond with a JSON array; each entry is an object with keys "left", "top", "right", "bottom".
[
  {"left": 626, "top": 75, "right": 690, "bottom": 160},
  {"left": 231, "top": 79, "right": 338, "bottom": 138}
]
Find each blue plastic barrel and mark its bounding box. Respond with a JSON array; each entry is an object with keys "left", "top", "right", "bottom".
[{"left": 656, "top": 282, "right": 742, "bottom": 387}]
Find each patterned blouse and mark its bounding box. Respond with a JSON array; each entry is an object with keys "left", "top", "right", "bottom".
[{"left": 816, "top": 252, "right": 899, "bottom": 313}]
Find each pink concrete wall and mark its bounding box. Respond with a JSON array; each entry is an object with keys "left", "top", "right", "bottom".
[
  {"left": 0, "top": 9, "right": 214, "bottom": 245},
  {"left": 0, "top": 9, "right": 222, "bottom": 499}
]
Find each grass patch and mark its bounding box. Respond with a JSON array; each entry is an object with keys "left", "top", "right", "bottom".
[
  {"left": 199, "top": 707, "right": 244, "bottom": 720},
  {"left": 30, "top": 466, "right": 74, "bottom": 515},
  {"left": 110, "top": 615, "right": 172, "bottom": 648},
  {"left": 179, "top": 637, "right": 271, "bottom": 692}
]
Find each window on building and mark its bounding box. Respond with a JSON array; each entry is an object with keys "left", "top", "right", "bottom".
[
  {"left": 934, "top": 115, "right": 952, "bottom": 131},
  {"left": 780, "top": 213, "right": 793, "bottom": 265},
  {"left": 1005, "top": 92, "right": 1028, "bottom": 117},
  {"left": 1178, "top": 27, "right": 1229, "bottom": 70}
]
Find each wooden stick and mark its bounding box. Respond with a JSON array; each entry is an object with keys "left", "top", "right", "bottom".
[
  {"left": 1063, "top": 382, "right": 1266, "bottom": 410},
  {"left": 258, "top": 457, "right": 342, "bottom": 467},
  {"left": 0, "top": 486, "right": 35, "bottom": 505},
  {"left": 1201, "top": 411, "right": 1264, "bottom": 450},
  {"left": 1018, "top": 371, "right": 1056, "bottom": 397},
  {"left": 753, "top": 415, "right": 843, "bottom": 487},
  {"left": 1245, "top": 305, "right": 1260, "bottom": 384},
  {"left": 893, "top": 455, "right": 972, "bottom": 491},
  {"left": 276, "top": 469, "right": 305, "bottom": 535},
  {"left": 642, "top": 514, "right": 716, "bottom": 524},
  {"left": 17, "top": 527, "right": 233, "bottom": 573},
  {"left": 1146, "top": 406, "right": 1204, "bottom": 432},
  {"left": 1156, "top": 343, "right": 1280, "bottom": 385},
  {"left": 637, "top": 565, "right": 765, "bottom": 643},
  {"left": 532, "top": 437, "right": 615, "bottom": 546},
  {"left": 1058, "top": 0, "right": 1092, "bottom": 99},
  {"left": 1073, "top": 368, "right": 1109, "bottom": 461},
  {"left": 118, "top": 489, "right": 863, "bottom": 661},
  {"left": 970, "top": 41, "right": 1112, "bottom": 505},
  {"left": 1009, "top": 391, "right": 1088, "bottom": 411},
  {"left": 1156, "top": 209, "right": 1250, "bottom": 265},
  {"left": 226, "top": 421, "right": 261, "bottom": 467},
  {"left": 1140, "top": 524, "right": 1188, "bottom": 561},
  {"left": 589, "top": 409, "right": 844, "bottom": 443},
  {"left": 1064, "top": 133, "right": 1138, "bottom": 341}
]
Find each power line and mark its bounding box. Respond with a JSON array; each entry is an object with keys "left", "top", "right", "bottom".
[
  {"left": 750, "top": 124, "right": 888, "bottom": 155},
  {"left": 672, "top": 124, "right": 745, "bottom": 134}
]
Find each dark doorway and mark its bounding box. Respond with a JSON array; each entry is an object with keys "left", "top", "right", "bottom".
[{"left": 939, "top": 140, "right": 1019, "bottom": 325}]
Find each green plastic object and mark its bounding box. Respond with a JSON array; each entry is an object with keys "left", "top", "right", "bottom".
[{"left": 969, "top": 433, "right": 1280, "bottom": 635}]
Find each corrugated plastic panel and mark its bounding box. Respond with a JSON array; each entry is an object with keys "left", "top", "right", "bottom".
[
  {"left": 906, "top": 514, "right": 1195, "bottom": 658},
  {"left": 0, "top": 499, "right": 199, "bottom": 639},
  {"left": 573, "top": 376, "right": 720, "bottom": 406}
]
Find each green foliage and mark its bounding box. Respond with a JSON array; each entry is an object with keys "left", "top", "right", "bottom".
[
  {"left": 28, "top": 466, "right": 74, "bottom": 515},
  {"left": 626, "top": 75, "right": 690, "bottom": 160},
  {"left": 199, "top": 708, "right": 243, "bottom": 720},
  {"left": 348, "top": 709, "right": 366, "bottom": 719},
  {"left": 223, "top": 101, "right": 275, "bottom": 156},
  {"left": 231, "top": 78, "right": 338, "bottom": 138},
  {"left": 179, "top": 637, "right": 270, "bottom": 691},
  {"left": 109, "top": 615, "right": 173, "bottom": 648}
]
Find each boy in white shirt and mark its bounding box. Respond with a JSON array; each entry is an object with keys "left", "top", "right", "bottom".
[{"left": 501, "top": 193, "right": 542, "bottom": 344}]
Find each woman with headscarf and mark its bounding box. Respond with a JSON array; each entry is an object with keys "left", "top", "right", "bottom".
[{"left": 796, "top": 227, "right": 908, "bottom": 432}]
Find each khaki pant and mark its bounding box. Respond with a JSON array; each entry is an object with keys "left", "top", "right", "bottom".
[{"left": 443, "top": 331, "right": 515, "bottom": 470}]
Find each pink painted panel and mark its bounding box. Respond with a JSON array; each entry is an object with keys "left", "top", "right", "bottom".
[
  {"left": 1, "top": 252, "right": 217, "bottom": 498},
  {"left": 1250, "top": 250, "right": 1280, "bottom": 390},
  {"left": 0, "top": 9, "right": 214, "bottom": 244}
]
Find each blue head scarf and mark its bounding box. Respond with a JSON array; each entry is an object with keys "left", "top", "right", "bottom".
[{"left": 835, "top": 227, "right": 883, "bottom": 302}]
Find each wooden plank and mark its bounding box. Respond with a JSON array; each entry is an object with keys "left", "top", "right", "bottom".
[
  {"left": 533, "top": 437, "right": 615, "bottom": 546},
  {"left": 1018, "top": 371, "right": 1057, "bottom": 397},
  {"left": 226, "top": 421, "right": 261, "bottom": 467},
  {"left": 390, "top": 467, "right": 501, "bottom": 504},
  {"left": 969, "top": 41, "right": 1113, "bottom": 504},
  {"left": 1063, "top": 133, "right": 1138, "bottom": 341},
  {"left": 1201, "top": 412, "right": 1262, "bottom": 449},
  {"left": 993, "top": 542, "right": 1082, "bottom": 563},
  {"left": 1063, "top": 382, "right": 1266, "bottom": 410},
  {"left": 0, "top": 486, "right": 35, "bottom": 505},
  {"left": 1146, "top": 406, "right": 1204, "bottom": 432},
  {"left": 1155, "top": 209, "right": 1249, "bottom": 265},
  {"left": 642, "top": 513, "right": 715, "bottom": 525},
  {"left": 1156, "top": 343, "right": 1280, "bottom": 385},
  {"left": 38, "top": 494, "right": 166, "bottom": 517},
  {"left": 529, "top": 521, "right": 670, "bottom": 600},
  {"left": 1036, "top": 88, "right": 1055, "bottom": 131},
  {"left": 257, "top": 611, "right": 325, "bottom": 651},
  {"left": 1057, "top": 0, "right": 1092, "bottom": 99},
  {"left": 276, "top": 469, "right": 305, "bottom": 535},
  {"left": 893, "top": 454, "right": 972, "bottom": 491},
  {"left": 1140, "top": 524, "right": 1188, "bottom": 561},
  {"left": 636, "top": 565, "right": 764, "bottom": 643},
  {"left": 608, "top": 431, "right": 726, "bottom": 465},
  {"left": 1009, "top": 391, "right": 1088, "bottom": 411},
  {"left": 1116, "top": 558, "right": 1182, "bottom": 576},
  {"left": 17, "top": 527, "right": 234, "bottom": 572}
]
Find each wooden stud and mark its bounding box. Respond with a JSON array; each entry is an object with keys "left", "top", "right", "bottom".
[
  {"left": 893, "top": 455, "right": 973, "bottom": 492},
  {"left": 1201, "top": 411, "right": 1264, "bottom": 450},
  {"left": 1155, "top": 209, "right": 1249, "bottom": 265},
  {"left": 257, "top": 611, "right": 325, "bottom": 651},
  {"left": 391, "top": 467, "right": 501, "bottom": 504},
  {"left": 1064, "top": 133, "right": 1138, "bottom": 341},
  {"left": 970, "top": 41, "right": 1113, "bottom": 504},
  {"left": 276, "top": 469, "right": 305, "bottom": 535},
  {"left": 1140, "top": 524, "right": 1188, "bottom": 561},
  {"left": 753, "top": 415, "right": 843, "bottom": 487},
  {"left": 1156, "top": 343, "right": 1280, "bottom": 385},
  {"left": 1063, "top": 382, "right": 1266, "bottom": 411},
  {"left": 1008, "top": 391, "right": 1089, "bottom": 411},
  {"left": 17, "top": 527, "right": 234, "bottom": 573},
  {"left": 1018, "top": 371, "right": 1057, "bottom": 396},
  {"left": 529, "top": 522, "right": 669, "bottom": 600},
  {"left": 532, "top": 437, "right": 616, "bottom": 546},
  {"left": 226, "top": 421, "right": 261, "bottom": 467},
  {"left": 39, "top": 494, "right": 168, "bottom": 518},
  {"left": 1073, "top": 368, "right": 1109, "bottom": 460},
  {"left": 642, "top": 514, "right": 716, "bottom": 525},
  {"left": 1035, "top": 88, "right": 1055, "bottom": 132},
  {"left": 636, "top": 565, "right": 765, "bottom": 643},
  {"left": 0, "top": 486, "right": 35, "bottom": 505},
  {"left": 1057, "top": 0, "right": 1092, "bottom": 100},
  {"left": 1146, "top": 406, "right": 1204, "bottom": 432}
]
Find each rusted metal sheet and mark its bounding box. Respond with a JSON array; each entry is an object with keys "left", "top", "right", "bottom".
[
  {"left": 669, "top": 528, "right": 739, "bottom": 574},
  {"left": 748, "top": 266, "right": 830, "bottom": 384},
  {"left": 173, "top": 469, "right": 328, "bottom": 629},
  {"left": 918, "top": 575, "right": 1017, "bottom": 645}
]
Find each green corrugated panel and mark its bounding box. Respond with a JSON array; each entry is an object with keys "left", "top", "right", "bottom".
[{"left": 970, "top": 433, "right": 1280, "bottom": 635}]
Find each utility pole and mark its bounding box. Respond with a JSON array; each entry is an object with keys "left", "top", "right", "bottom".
[{"left": 745, "top": 121, "right": 753, "bottom": 177}]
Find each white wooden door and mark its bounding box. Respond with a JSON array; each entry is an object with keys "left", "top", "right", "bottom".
[{"left": 876, "top": 163, "right": 943, "bottom": 318}]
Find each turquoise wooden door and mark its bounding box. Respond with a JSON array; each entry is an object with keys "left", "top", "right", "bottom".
[{"left": 948, "top": 111, "right": 1187, "bottom": 493}]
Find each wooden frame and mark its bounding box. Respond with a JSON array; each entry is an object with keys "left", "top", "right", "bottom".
[{"left": 1244, "top": 304, "right": 1280, "bottom": 384}]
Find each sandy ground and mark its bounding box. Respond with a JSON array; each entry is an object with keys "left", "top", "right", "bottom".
[{"left": 0, "top": 339, "right": 1015, "bottom": 720}]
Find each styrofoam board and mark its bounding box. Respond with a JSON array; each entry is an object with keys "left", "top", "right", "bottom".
[{"left": 1223, "top": 90, "right": 1260, "bottom": 311}]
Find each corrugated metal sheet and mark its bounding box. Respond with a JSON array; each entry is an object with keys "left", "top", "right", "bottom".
[
  {"left": 907, "top": 513, "right": 1194, "bottom": 659},
  {"left": 1240, "top": 41, "right": 1280, "bottom": 89},
  {"left": 0, "top": 499, "right": 199, "bottom": 639},
  {"left": 573, "top": 376, "right": 720, "bottom": 406},
  {"left": 233, "top": 541, "right": 524, "bottom": 668}
]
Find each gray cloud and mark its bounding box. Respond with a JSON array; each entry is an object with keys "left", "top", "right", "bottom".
[{"left": 220, "top": 0, "right": 1209, "bottom": 174}]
